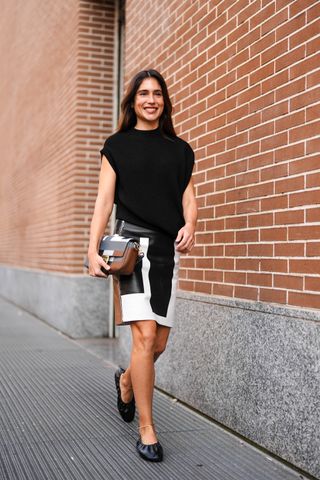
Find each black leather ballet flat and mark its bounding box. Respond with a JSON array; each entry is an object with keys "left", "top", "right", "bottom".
[
  {"left": 136, "top": 438, "right": 163, "bottom": 462},
  {"left": 114, "top": 367, "right": 135, "bottom": 423}
]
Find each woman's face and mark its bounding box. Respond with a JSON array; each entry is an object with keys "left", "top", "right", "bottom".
[{"left": 133, "top": 77, "right": 164, "bottom": 128}]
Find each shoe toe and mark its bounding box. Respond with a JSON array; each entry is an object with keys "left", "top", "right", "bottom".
[{"left": 136, "top": 439, "right": 163, "bottom": 462}]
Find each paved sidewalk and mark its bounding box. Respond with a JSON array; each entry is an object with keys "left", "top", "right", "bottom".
[{"left": 0, "top": 297, "right": 311, "bottom": 480}]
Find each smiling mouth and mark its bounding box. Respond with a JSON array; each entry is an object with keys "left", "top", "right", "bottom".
[{"left": 144, "top": 107, "right": 158, "bottom": 112}]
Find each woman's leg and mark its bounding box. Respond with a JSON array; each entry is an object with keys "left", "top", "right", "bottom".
[
  {"left": 120, "top": 323, "right": 170, "bottom": 400},
  {"left": 120, "top": 322, "right": 171, "bottom": 444}
]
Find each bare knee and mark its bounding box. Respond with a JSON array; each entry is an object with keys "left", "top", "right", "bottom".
[{"left": 132, "top": 323, "right": 157, "bottom": 355}]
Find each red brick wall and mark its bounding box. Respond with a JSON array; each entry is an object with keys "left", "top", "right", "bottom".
[
  {"left": 0, "top": 0, "right": 115, "bottom": 273},
  {"left": 125, "top": 0, "right": 320, "bottom": 310},
  {"left": 1, "top": 0, "right": 319, "bottom": 311}
]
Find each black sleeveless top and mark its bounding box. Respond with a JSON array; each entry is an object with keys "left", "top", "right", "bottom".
[{"left": 100, "top": 127, "right": 194, "bottom": 238}]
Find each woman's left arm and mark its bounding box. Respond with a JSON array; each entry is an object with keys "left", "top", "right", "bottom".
[{"left": 176, "top": 178, "right": 198, "bottom": 253}]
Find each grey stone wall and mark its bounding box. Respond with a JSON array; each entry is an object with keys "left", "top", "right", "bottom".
[
  {"left": 116, "top": 291, "right": 320, "bottom": 478},
  {"left": 0, "top": 266, "right": 110, "bottom": 338}
]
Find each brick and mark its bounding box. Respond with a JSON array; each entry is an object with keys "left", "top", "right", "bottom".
[
  {"left": 225, "top": 272, "right": 246, "bottom": 284},
  {"left": 235, "top": 285, "right": 258, "bottom": 300},
  {"left": 250, "top": 62, "right": 275, "bottom": 85},
  {"left": 290, "top": 87, "right": 320, "bottom": 112},
  {"left": 278, "top": 13, "right": 306, "bottom": 42},
  {"left": 226, "top": 104, "right": 249, "bottom": 123},
  {"left": 275, "top": 210, "right": 304, "bottom": 225},
  {"left": 238, "top": 0, "right": 261, "bottom": 25},
  {"left": 249, "top": 152, "right": 274, "bottom": 170},
  {"left": 216, "top": 177, "right": 235, "bottom": 191},
  {"left": 248, "top": 90, "right": 275, "bottom": 113},
  {"left": 290, "top": 259, "right": 320, "bottom": 274},
  {"left": 216, "top": 203, "right": 236, "bottom": 217},
  {"left": 306, "top": 172, "right": 320, "bottom": 188},
  {"left": 188, "top": 269, "right": 204, "bottom": 281},
  {"left": 215, "top": 231, "right": 235, "bottom": 243},
  {"left": 236, "top": 141, "right": 260, "bottom": 160},
  {"left": 213, "top": 283, "right": 234, "bottom": 297},
  {"left": 260, "top": 288, "right": 287, "bottom": 304},
  {"left": 237, "top": 25, "right": 260, "bottom": 51},
  {"left": 248, "top": 243, "right": 273, "bottom": 256},
  {"left": 289, "top": 225, "right": 320, "bottom": 241},
  {"left": 274, "top": 274, "right": 304, "bottom": 290},
  {"left": 226, "top": 215, "right": 248, "bottom": 229},
  {"left": 290, "top": 20, "right": 320, "bottom": 50},
  {"left": 236, "top": 229, "right": 259, "bottom": 242},
  {"left": 260, "top": 259, "right": 288, "bottom": 272},
  {"left": 225, "top": 244, "right": 247, "bottom": 256},
  {"left": 248, "top": 213, "right": 273, "bottom": 227},
  {"left": 216, "top": 149, "right": 237, "bottom": 166},
  {"left": 226, "top": 159, "right": 248, "bottom": 176},
  {"left": 275, "top": 175, "right": 304, "bottom": 194},
  {"left": 205, "top": 270, "right": 224, "bottom": 282},
  {"left": 290, "top": 156, "right": 320, "bottom": 175},
  {"left": 261, "top": 69, "right": 289, "bottom": 95},
  {"left": 236, "top": 199, "right": 260, "bottom": 215},
  {"left": 236, "top": 170, "right": 259, "bottom": 187},
  {"left": 228, "top": 15, "right": 249, "bottom": 44},
  {"left": 275, "top": 143, "right": 304, "bottom": 163},
  {"left": 306, "top": 138, "right": 320, "bottom": 155},
  {"left": 290, "top": 53, "right": 320, "bottom": 80},
  {"left": 290, "top": 121, "right": 320, "bottom": 143},
  {"left": 275, "top": 110, "right": 305, "bottom": 133},
  {"left": 215, "top": 258, "right": 235, "bottom": 271},
  {"left": 305, "top": 276, "right": 320, "bottom": 292},
  {"left": 227, "top": 77, "right": 249, "bottom": 97},
  {"left": 306, "top": 208, "right": 320, "bottom": 222},
  {"left": 289, "top": 291, "right": 320, "bottom": 309},
  {"left": 306, "top": 242, "right": 320, "bottom": 257},
  {"left": 251, "top": 31, "right": 275, "bottom": 57},
  {"left": 247, "top": 272, "right": 272, "bottom": 286},
  {"left": 274, "top": 242, "right": 305, "bottom": 256},
  {"left": 261, "top": 132, "right": 288, "bottom": 152},
  {"left": 262, "top": 6, "right": 289, "bottom": 36},
  {"left": 275, "top": 46, "right": 305, "bottom": 73},
  {"left": 236, "top": 258, "right": 260, "bottom": 271},
  {"left": 306, "top": 34, "right": 320, "bottom": 56},
  {"left": 291, "top": 0, "right": 318, "bottom": 18},
  {"left": 289, "top": 189, "right": 320, "bottom": 207},
  {"left": 216, "top": 123, "right": 237, "bottom": 141},
  {"left": 261, "top": 227, "right": 287, "bottom": 241},
  {"left": 237, "top": 112, "right": 261, "bottom": 132},
  {"left": 306, "top": 104, "right": 319, "bottom": 122},
  {"left": 261, "top": 162, "right": 288, "bottom": 181},
  {"left": 261, "top": 39, "right": 288, "bottom": 65},
  {"left": 276, "top": 77, "right": 305, "bottom": 102}
]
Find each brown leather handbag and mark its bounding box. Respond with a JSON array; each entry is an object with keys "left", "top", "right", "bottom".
[{"left": 85, "top": 234, "right": 143, "bottom": 275}]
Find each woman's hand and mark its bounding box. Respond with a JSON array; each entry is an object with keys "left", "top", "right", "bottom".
[
  {"left": 175, "top": 222, "right": 195, "bottom": 253},
  {"left": 88, "top": 252, "right": 110, "bottom": 277}
]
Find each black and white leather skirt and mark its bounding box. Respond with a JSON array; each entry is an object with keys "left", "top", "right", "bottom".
[{"left": 112, "top": 219, "right": 180, "bottom": 327}]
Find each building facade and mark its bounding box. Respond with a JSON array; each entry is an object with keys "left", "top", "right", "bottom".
[{"left": 0, "top": 0, "right": 319, "bottom": 476}]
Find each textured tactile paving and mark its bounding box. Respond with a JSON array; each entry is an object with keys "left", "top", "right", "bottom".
[{"left": 0, "top": 296, "right": 310, "bottom": 480}]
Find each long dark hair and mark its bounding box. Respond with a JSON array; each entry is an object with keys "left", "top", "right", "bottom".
[{"left": 117, "top": 69, "right": 176, "bottom": 137}]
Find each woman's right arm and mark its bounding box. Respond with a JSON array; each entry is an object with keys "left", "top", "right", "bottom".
[{"left": 87, "top": 155, "right": 116, "bottom": 277}]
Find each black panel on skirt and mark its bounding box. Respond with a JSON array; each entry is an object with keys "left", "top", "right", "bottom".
[{"left": 114, "top": 220, "right": 175, "bottom": 318}]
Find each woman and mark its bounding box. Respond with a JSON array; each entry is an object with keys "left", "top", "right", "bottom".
[{"left": 87, "top": 69, "right": 197, "bottom": 462}]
